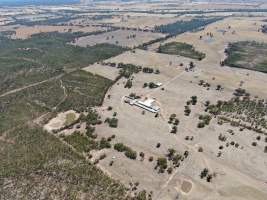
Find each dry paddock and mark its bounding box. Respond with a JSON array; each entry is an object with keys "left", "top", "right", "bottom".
[{"left": 84, "top": 17, "right": 267, "bottom": 199}]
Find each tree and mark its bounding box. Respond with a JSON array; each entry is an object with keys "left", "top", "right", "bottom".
[
  {"left": 167, "top": 167, "right": 173, "bottom": 174},
  {"left": 197, "top": 122, "right": 205, "bottom": 128},
  {"left": 184, "top": 150, "right": 189, "bottom": 158},
  {"left": 149, "top": 156, "right": 154, "bottom": 162},
  {"left": 167, "top": 148, "right": 176, "bottom": 159},
  {"left": 189, "top": 61, "right": 195, "bottom": 70},
  {"left": 125, "top": 149, "right": 137, "bottom": 160},
  {"left": 140, "top": 152, "right": 145, "bottom": 160},
  {"left": 206, "top": 174, "right": 213, "bottom": 182},
  {"left": 143, "top": 82, "right": 148, "bottom": 88},
  {"left": 252, "top": 142, "right": 257, "bottom": 146},
  {"left": 114, "top": 143, "right": 127, "bottom": 152},
  {"left": 216, "top": 85, "right": 222, "bottom": 91},
  {"left": 198, "top": 147, "right": 204, "bottom": 152},
  {"left": 125, "top": 79, "right": 133, "bottom": 88},
  {"left": 200, "top": 168, "right": 209, "bottom": 179},
  {"left": 174, "top": 119, "right": 180, "bottom": 125},
  {"left": 172, "top": 154, "right": 182, "bottom": 165},
  {"left": 191, "top": 96, "right": 197, "bottom": 105},
  {"left": 105, "top": 117, "right": 118, "bottom": 128},
  {"left": 171, "top": 126, "right": 177, "bottom": 134},
  {"left": 157, "top": 157, "right": 167, "bottom": 172},
  {"left": 99, "top": 138, "right": 111, "bottom": 149}
]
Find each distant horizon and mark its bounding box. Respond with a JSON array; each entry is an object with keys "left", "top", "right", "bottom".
[{"left": 0, "top": 0, "right": 80, "bottom": 6}]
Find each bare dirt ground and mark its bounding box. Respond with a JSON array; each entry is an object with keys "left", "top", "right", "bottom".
[
  {"left": 44, "top": 110, "right": 79, "bottom": 132},
  {"left": 73, "top": 29, "right": 166, "bottom": 48},
  {"left": 86, "top": 16, "right": 267, "bottom": 200}
]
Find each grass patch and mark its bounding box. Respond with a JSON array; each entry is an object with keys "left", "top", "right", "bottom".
[
  {"left": 64, "top": 113, "right": 77, "bottom": 126},
  {"left": 63, "top": 132, "right": 93, "bottom": 153},
  {"left": 224, "top": 41, "right": 267, "bottom": 73},
  {"left": 158, "top": 42, "right": 206, "bottom": 60}
]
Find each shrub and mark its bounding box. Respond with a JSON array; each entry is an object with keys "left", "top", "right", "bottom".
[
  {"left": 197, "top": 122, "right": 205, "bottom": 128},
  {"left": 105, "top": 117, "right": 118, "bottom": 128},
  {"left": 114, "top": 143, "right": 127, "bottom": 152},
  {"left": 167, "top": 167, "right": 173, "bottom": 174},
  {"left": 124, "top": 79, "right": 133, "bottom": 88},
  {"left": 99, "top": 154, "right": 106, "bottom": 160},
  {"left": 157, "top": 157, "right": 168, "bottom": 171},
  {"left": 149, "top": 156, "right": 154, "bottom": 162},
  {"left": 114, "top": 143, "right": 137, "bottom": 160},
  {"left": 125, "top": 149, "right": 137, "bottom": 160},
  {"left": 99, "top": 138, "right": 111, "bottom": 149},
  {"left": 200, "top": 168, "right": 209, "bottom": 179}
]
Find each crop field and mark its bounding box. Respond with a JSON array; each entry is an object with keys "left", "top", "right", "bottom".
[
  {"left": 73, "top": 29, "right": 166, "bottom": 48},
  {"left": 224, "top": 41, "right": 267, "bottom": 73}
]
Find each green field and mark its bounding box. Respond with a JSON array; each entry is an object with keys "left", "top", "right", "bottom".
[
  {"left": 224, "top": 41, "right": 267, "bottom": 73},
  {"left": 158, "top": 42, "right": 206, "bottom": 60}
]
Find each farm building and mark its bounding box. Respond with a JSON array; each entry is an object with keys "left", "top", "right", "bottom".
[{"left": 124, "top": 96, "right": 160, "bottom": 113}]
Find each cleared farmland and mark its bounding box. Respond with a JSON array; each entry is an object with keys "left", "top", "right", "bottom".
[{"left": 73, "top": 29, "right": 166, "bottom": 48}]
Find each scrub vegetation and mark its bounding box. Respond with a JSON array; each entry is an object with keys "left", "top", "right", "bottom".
[
  {"left": 158, "top": 42, "right": 206, "bottom": 60},
  {"left": 224, "top": 41, "right": 267, "bottom": 73}
]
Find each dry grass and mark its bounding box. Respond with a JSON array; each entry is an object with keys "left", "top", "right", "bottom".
[{"left": 73, "top": 29, "right": 166, "bottom": 48}]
